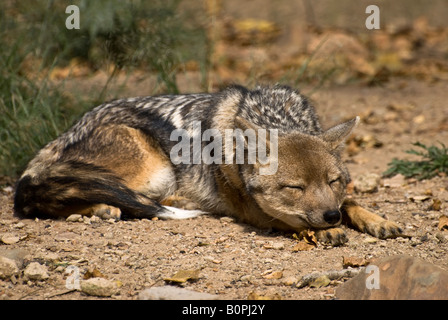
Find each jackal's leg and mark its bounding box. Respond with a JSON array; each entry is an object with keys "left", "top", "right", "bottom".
[
  {"left": 160, "top": 195, "right": 201, "bottom": 210},
  {"left": 75, "top": 204, "right": 122, "bottom": 220},
  {"left": 341, "top": 199, "right": 403, "bottom": 239},
  {"left": 91, "top": 204, "right": 122, "bottom": 220},
  {"left": 315, "top": 228, "right": 348, "bottom": 246}
]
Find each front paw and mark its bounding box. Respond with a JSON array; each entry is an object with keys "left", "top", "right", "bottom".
[
  {"left": 315, "top": 227, "right": 348, "bottom": 246},
  {"left": 363, "top": 220, "right": 403, "bottom": 239}
]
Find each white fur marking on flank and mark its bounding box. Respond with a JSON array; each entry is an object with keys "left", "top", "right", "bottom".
[{"left": 158, "top": 206, "right": 207, "bottom": 220}]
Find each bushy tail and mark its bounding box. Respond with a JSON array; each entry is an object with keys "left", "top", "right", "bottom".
[{"left": 14, "top": 160, "right": 165, "bottom": 219}]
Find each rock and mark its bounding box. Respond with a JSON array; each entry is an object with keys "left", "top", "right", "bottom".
[
  {"left": 66, "top": 214, "right": 82, "bottom": 222},
  {"left": 307, "top": 32, "right": 373, "bottom": 75},
  {"left": 138, "top": 286, "right": 220, "bottom": 300},
  {"left": 24, "top": 262, "right": 49, "bottom": 281},
  {"left": 363, "top": 236, "right": 379, "bottom": 244},
  {"left": 272, "top": 242, "right": 285, "bottom": 250},
  {"left": 354, "top": 173, "right": 381, "bottom": 193},
  {"left": 89, "top": 215, "right": 102, "bottom": 224},
  {"left": 1, "top": 234, "right": 20, "bottom": 245},
  {"left": 335, "top": 255, "right": 448, "bottom": 300},
  {"left": 282, "top": 276, "right": 299, "bottom": 286},
  {"left": 54, "top": 231, "right": 78, "bottom": 242},
  {"left": 80, "top": 277, "right": 119, "bottom": 297},
  {"left": 14, "top": 222, "right": 25, "bottom": 229},
  {"left": 262, "top": 270, "right": 283, "bottom": 279},
  {"left": 0, "top": 256, "right": 19, "bottom": 279},
  {"left": 342, "top": 256, "right": 369, "bottom": 268},
  {"left": 220, "top": 217, "right": 235, "bottom": 224},
  {"left": 383, "top": 174, "right": 406, "bottom": 188},
  {"left": 297, "top": 269, "right": 361, "bottom": 288},
  {"left": 263, "top": 241, "right": 285, "bottom": 250},
  {"left": 240, "top": 274, "right": 255, "bottom": 283},
  {"left": 36, "top": 252, "right": 60, "bottom": 264}
]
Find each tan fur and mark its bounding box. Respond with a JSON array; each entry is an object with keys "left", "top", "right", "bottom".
[
  {"left": 60, "top": 125, "right": 176, "bottom": 218},
  {"left": 341, "top": 199, "right": 402, "bottom": 239}
]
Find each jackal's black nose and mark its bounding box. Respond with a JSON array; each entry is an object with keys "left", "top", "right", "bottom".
[{"left": 323, "top": 210, "right": 341, "bottom": 225}]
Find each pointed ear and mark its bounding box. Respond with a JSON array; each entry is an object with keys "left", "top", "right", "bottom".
[
  {"left": 321, "top": 116, "right": 360, "bottom": 150},
  {"left": 233, "top": 116, "right": 278, "bottom": 175},
  {"left": 234, "top": 116, "right": 271, "bottom": 150},
  {"left": 234, "top": 116, "right": 258, "bottom": 131}
]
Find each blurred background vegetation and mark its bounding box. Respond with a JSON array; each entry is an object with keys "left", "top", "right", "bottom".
[
  {"left": 1, "top": 0, "right": 447, "bottom": 178},
  {"left": 0, "top": 0, "right": 208, "bottom": 177}
]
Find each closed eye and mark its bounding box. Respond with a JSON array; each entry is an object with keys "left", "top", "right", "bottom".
[
  {"left": 329, "top": 177, "right": 342, "bottom": 187},
  {"left": 282, "top": 185, "right": 305, "bottom": 191}
]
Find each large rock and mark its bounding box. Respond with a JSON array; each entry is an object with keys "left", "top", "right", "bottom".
[{"left": 336, "top": 255, "right": 448, "bottom": 300}]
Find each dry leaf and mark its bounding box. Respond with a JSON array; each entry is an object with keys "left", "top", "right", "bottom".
[
  {"left": 49, "top": 58, "right": 91, "bottom": 80},
  {"left": 83, "top": 268, "right": 107, "bottom": 280},
  {"left": 225, "top": 19, "right": 281, "bottom": 45},
  {"left": 164, "top": 269, "right": 201, "bottom": 283},
  {"left": 438, "top": 216, "right": 448, "bottom": 231},
  {"left": 262, "top": 270, "right": 283, "bottom": 279},
  {"left": 342, "top": 256, "right": 369, "bottom": 268},
  {"left": 292, "top": 230, "right": 317, "bottom": 251},
  {"left": 298, "top": 230, "right": 318, "bottom": 246},
  {"left": 292, "top": 241, "right": 315, "bottom": 252},
  {"left": 428, "top": 198, "right": 442, "bottom": 211}
]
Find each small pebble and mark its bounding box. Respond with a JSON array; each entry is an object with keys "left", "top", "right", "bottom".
[
  {"left": 24, "top": 262, "right": 49, "bottom": 281},
  {"left": 1, "top": 234, "right": 20, "bottom": 245},
  {"left": 363, "top": 236, "right": 379, "bottom": 244},
  {"left": 272, "top": 242, "right": 285, "bottom": 250},
  {"left": 66, "top": 214, "right": 82, "bottom": 222},
  {"left": 354, "top": 173, "right": 381, "bottom": 193},
  {"left": 282, "top": 276, "right": 298, "bottom": 286},
  {"left": 80, "top": 277, "right": 119, "bottom": 297}
]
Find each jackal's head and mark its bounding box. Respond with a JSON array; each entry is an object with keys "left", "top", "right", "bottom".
[{"left": 239, "top": 117, "right": 359, "bottom": 230}]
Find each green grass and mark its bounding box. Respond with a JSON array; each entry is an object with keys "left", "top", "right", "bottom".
[
  {"left": 0, "top": 1, "right": 209, "bottom": 178},
  {"left": 384, "top": 142, "right": 448, "bottom": 180},
  {"left": 0, "top": 33, "right": 90, "bottom": 177}
]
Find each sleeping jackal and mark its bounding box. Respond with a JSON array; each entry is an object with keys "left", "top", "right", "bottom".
[{"left": 14, "top": 85, "right": 402, "bottom": 245}]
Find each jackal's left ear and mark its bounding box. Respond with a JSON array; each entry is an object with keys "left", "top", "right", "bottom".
[
  {"left": 234, "top": 116, "right": 272, "bottom": 150},
  {"left": 321, "top": 116, "right": 360, "bottom": 151}
]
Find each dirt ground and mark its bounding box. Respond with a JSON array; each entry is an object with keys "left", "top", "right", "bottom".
[{"left": 1, "top": 78, "right": 447, "bottom": 300}]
